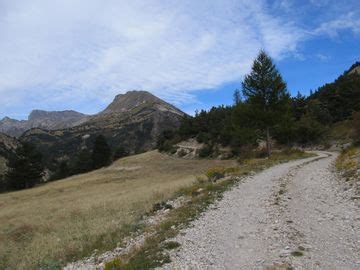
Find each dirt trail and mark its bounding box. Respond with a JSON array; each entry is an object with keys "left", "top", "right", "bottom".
[{"left": 161, "top": 152, "right": 360, "bottom": 270}]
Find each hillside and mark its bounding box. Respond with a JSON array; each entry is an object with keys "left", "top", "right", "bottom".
[
  {"left": 0, "top": 150, "right": 237, "bottom": 269},
  {"left": 308, "top": 63, "right": 360, "bottom": 122},
  {"left": 0, "top": 110, "right": 88, "bottom": 137},
  {"left": 20, "top": 91, "right": 184, "bottom": 168},
  {"left": 346, "top": 61, "right": 360, "bottom": 75},
  {"left": 0, "top": 132, "right": 19, "bottom": 159}
]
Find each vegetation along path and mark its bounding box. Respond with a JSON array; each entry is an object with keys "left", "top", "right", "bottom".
[{"left": 161, "top": 152, "right": 360, "bottom": 270}]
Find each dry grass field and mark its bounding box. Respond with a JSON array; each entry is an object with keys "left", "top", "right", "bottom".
[
  {"left": 336, "top": 146, "right": 360, "bottom": 181},
  {"left": 0, "top": 151, "right": 237, "bottom": 269}
]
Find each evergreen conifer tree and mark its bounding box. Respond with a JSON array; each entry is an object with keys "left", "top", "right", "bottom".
[
  {"left": 73, "top": 148, "right": 92, "bottom": 174},
  {"left": 241, "top": 50, "right": 290, "bottom": 156},
  {"left": 92, "top": 135, "right": 111, "bottom": 169},
  {"left": 5, "top": 142, "right": 44, "bottom": 190}
]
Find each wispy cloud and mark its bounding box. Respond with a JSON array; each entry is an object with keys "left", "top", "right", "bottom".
[
  {"left": 314, "top": 12, "right": 360, "bottom": 37},
  {"left": 0, "top": 0, "right": 305, "bottom": 116},
  {"left": 0, "top": 0, "right": 359, "bottom": 118},
  {"left": 316, "top": 53, "right": 331, "bottom": 62}
]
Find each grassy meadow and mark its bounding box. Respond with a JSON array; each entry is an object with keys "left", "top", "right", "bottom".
[{"left": 0, "top": 151, "right": 237, "bottom": 269}]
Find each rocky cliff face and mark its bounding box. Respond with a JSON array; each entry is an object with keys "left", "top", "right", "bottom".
[
  {"left": 20, "top": 91, "right": 185, "bottom": 168},
  {"left": 0, "top": 110, "right": 88, "bottom": 137},
  {"left": 0, "top": 132, "right": 20, "bottom": 175}
]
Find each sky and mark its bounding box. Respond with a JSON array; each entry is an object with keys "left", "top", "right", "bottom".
[{"left": 0, "top": 0, "right": 359, "bottom": 119}]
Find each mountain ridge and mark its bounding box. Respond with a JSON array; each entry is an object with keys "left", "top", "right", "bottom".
[
  {"left": 0, "top": 91, "right": 183, "bottom": 137},
  {"left": 19, "top": 91, "right": 185, "bottom": 169},
  {"left": 0, "top": 109, "right": 88, "bottom": 137}
]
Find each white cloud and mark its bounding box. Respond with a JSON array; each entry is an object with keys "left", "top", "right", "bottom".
[
  {"left": 0, "top": 0, "right": 306, "bottom": 115},
  {"left": 314, "top": 12, "right": 360, "bottom": 37},
  {"left": 316, "top": 53, "right": 331, "bottom": 62}
]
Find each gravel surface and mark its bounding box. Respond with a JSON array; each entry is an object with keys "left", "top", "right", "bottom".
[{"left": 160, "top": 152, "right": 360, "bottom": 270}]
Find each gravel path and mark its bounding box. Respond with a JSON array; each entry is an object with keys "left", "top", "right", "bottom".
[{"left": 160, "top": 152, "right": 360, "bottom": 270}]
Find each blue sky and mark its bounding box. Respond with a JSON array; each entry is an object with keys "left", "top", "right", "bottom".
[{"left": 0, "top": 0, "right": 359, "bottom": 119}]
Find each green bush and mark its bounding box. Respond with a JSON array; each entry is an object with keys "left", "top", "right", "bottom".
[
  {"left": 206, "top": 167, "right": 225, "bottom": 181},
  {"left": 199, "top": 144, "right": 213, "bottom": 158},
  {"left": 104, "top": 258, "right": 122, "bottom": 270}
]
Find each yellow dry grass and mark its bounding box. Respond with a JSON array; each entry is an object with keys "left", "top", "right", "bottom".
[
  {"left": 0, "top": 151, "right": 237, "bottom": 269},
  {"left": 336, "top": 146, "right": 360, "bottom": 180}
]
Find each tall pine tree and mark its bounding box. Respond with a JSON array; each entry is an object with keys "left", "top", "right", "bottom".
[
  {"left": 5, "top": 142, "right": 44, "bottom": 190},
  {"left": 242, "top": 50, "right": 290, "bottom": 157},
  {"left": 92, "top": 135, "right": 111, "bottom": 169},
  {"left": 73, "top": 148, "right": 92, "bottom": 174}
]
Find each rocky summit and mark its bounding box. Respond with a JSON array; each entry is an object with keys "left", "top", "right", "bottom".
[{"left": 20, "top": 91, "right": 185, "bottom": 168}]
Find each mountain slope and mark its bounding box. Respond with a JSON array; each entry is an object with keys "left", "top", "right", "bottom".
[
  {"left": 0, "top": 110, "right": 88, "bottom": 137},
  {"left": 346, "top": 61, "right": 360, "bottom": 75},
  {"left": 309, "top": 62, "right": 360, "bottom": 122},
  {"left": 20, "top": 91, "right": 185, "bottom": 168}
]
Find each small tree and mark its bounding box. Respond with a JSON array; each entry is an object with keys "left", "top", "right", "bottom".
[
  {"left": 73, "top": 148, "right": 92, "bottom": 174},
  {"left": 5, "top": 142, "right": 44, "bottom": 190},
  {"left": 50, "top": 160, "right": 69, "bottom": 180},
  {"left": 92, "top": 135, "right": 111, "bottom": 169},
  {"left": 241, "top": 50, "right": 290, "bottom": 157}
]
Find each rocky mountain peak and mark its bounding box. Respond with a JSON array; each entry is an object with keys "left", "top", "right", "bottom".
[{"left": 101, "top": 90, "right": 184, "bottom": 116}]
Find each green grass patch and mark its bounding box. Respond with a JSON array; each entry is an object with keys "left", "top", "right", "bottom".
[
  {"left": 162, "top": 241, "right": 181, "bottom": 250},
  {"left": 291, "top": 250, "right": 304, "bottom": 257}
]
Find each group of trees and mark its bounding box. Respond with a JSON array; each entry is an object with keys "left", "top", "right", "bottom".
[
  {"left": 1, "top": 134, "right": 125, "bottom": 192},
  {"left": 158, "top": 50, "right": 360, "bottom": 157},
  {"left": 51, "top": 135, "right": 118, "bottom": 180},
  {"left": 1, "top": 142, "right": 44, "bottom": 191}
]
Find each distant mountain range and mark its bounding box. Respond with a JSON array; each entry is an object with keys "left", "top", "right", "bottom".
[
  {"left": 0, "top": 90, "right": 185, "bottom": 169},
  {"left": 1, "top": 60, "right": 359, "bottom": 172},
  {"left": 0, "top": 110, "right": 88, "bottom": 137}
]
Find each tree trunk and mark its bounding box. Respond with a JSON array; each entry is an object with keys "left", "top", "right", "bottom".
[{"left": 266, "top": 127, "right": 271, "bottom": 157}]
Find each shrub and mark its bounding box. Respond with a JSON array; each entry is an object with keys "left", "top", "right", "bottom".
[
  {"left": 163, "top": 241, "right": 181, "bottom": 250},
  {"left": 206, "top": 167, "right": 225, "bottom": 181},
  {"left": 236, "top": 145, "right": 255, "bottom": 163},
  {"left": 104, "top": 258, "right": 122, "bottom": 270},
  {"left": 254, "top": 148, "right": 268, "bottom": 158},
  {"left": 199, "top": 144, "right": 213, "bottom": 158},
  {"left": 282, "top": 148, "right": 303, "bottom": 156},
  {"left": 169, "top": 147, "right": 178, "bottom": 155},
  {"left": 196, "top": 175, "right": 207, "bottom": 184},
  {"left": 152, "top": 202, "right": 173, "bottom": 212},
  {"left": 196, "top": 132, "right": 211, "bottom": 144}
]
